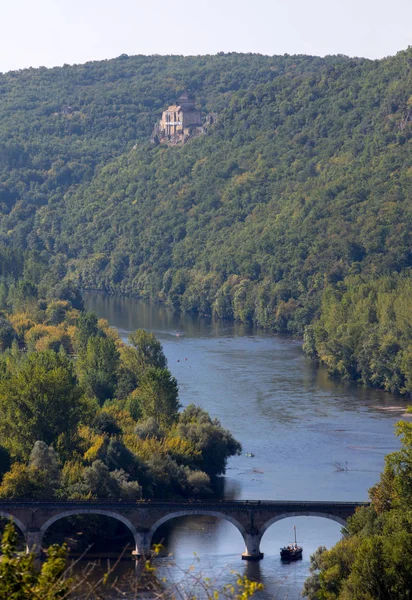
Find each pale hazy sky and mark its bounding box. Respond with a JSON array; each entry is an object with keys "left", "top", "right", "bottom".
[{"left": 1, "top": 0, "right": 411, "bottom": 73}]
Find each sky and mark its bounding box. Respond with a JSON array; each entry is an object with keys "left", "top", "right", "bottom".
[{"left": 0, "top": 0, "right": 411, "bottom": 73}]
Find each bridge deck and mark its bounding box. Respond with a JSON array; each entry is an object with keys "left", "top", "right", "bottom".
[{"left": 0, "top": 499, "right": 369, "bottom": 508}]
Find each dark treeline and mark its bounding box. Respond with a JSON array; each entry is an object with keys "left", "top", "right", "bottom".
[{"left": 0, "top": 51, "right": 412, "bottom": 393}]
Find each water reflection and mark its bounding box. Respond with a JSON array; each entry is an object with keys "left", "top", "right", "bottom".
[{"left": 86, "top": 292, "right": 254, "bottom": 339}]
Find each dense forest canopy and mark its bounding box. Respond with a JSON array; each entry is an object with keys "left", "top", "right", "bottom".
[
  {"left": 0, "top": 249, "right": 241, "bottom": 502},
  {"left": 0, "top": 50, "right": 412, "bottom": 392}
]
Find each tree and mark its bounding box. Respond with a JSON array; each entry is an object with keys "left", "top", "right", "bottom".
[
  {"left": 0, "top": 317, "right": 16, "bottom": 351},
  {"left": 44, "top": 300, "right": 71, "bottom": 326},
  {"left": 0, "top": 522, "right": 70, "bottom": 599},
  {"left": 77, "top": 336, "right": 120, "bottom": 404},
  {"left": 29, "top": 441, "right": 61, "bottom": 492},
  {"left": 116, "top": 345, "right": 142, "bottom": 399},
  {"left": 176, "top": 404, "right": 242, "bottom": 476},
  {"left": 134, "top": 367, "right": 180, "bottom": 428},
  {"left": 0, "top": 462, "right": 58, "bottom": 499},
  {"left": 46, "top": 280, "right": 84, "bottom": 311},
  {"left": 145, "top": 454, "right": 189, "bottom": 497},
  {"left": 92, "top": 412, "right": 122, "bottom": 436},
  {"left": 0, "top": 351, "right": 83, "bottom": 460},
  {"left": 81, "top": 460, "right": 122, "bottom": 499},
  {"left": 70, "top": 460, "right": 141, "bottom": 500},
  {"left": 302, "top": 546, "right": 326, "bottom": 599},
  {"left": 75, "top": 312, "right": 100, "bottom": 352},
  {"left": 185, "top": 468, "right": 213, "bottom": 497},
  {"left": 388, "top": 420, "right": 412, "bottom": 505},
  {"left": 135, "top": 417, "right": 162, "bottom": 439},
  {"left": 0, "top": 440, "right": 61, "bottom": 500},
  {"left": 128, "top": 329, "right": 167, "bottom": 371},
  {"left": 9, "top": 280, "right": 37, "bottom": 312},
  {"left": 0, "top": 445, "right": 10, "bottom": 482}
]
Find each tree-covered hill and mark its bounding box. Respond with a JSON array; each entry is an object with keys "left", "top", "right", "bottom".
[
  {"left": 0, "top": 51, "right": 344, "bottom": 244},
  {"left": 1, "top": 49, "right": 412, "bottom": 393},
  {"left": 0, "top": 51, "right": 360, "bottom": 260}
]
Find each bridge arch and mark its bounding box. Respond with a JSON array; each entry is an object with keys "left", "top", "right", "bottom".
[
  {"left": 148, "top": 510, "right": 247, "bottom": 547},
  {"left": 260, "top": 511, "right": 347, "bottom": 539},
  {"left": 40, "top": 509, "right": 139, "bottom": 547},
  {"left": 0, "top": 510, "right": 27, "bottom": 536}
]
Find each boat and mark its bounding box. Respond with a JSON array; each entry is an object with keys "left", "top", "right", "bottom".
[{"left": 280, "top": 526, "right": 303, "bottom": 561}]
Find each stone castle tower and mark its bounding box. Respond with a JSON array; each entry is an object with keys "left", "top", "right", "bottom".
[{"left": 156, "top": 92, "right": 203, "bottom": 143}]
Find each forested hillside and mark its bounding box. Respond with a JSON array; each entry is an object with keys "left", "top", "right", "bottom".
[
  {"left": 0, "top": 51, "right": 341, "bottom": 247},
  {"left": 1, "top": 50, "right": 412, "bottom": 393}
]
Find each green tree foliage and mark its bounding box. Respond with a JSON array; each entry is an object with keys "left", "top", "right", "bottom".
[
  {"left": 0, "top": 290, "right": 240, "bottom": 500},
  {"left": 176, "top": 404, "right": 242, "bottom": 476},
  {"left": 382, "top": 421, "right": 412, "bottom": 506},
  {"left": 185, "top": 468, "right": 213, "bottom": 497},
  {"left": 0, "top": 444, "right": 11, "bottom": 482},
  {"left": 0, "top": 522, "right": 70, "bottom": 599},
  {"left": 303, "top": 420, "right": 412, "bottom": 599},
  {"left": 0, "top": 317, "right": 16, "bottom": 350},
  {"left": 135, "top": 417, "right": 162, "bottom": 440},
  {"left": 70, "top": 459, "right": 142, "bottom": 501},
  {"left": 0, "top": 463, "right": 49, "bottom": 499},
  {"left": 134, "top": 367, "right": 180, "bottom": 428},
  {"left": 0, "top": 447, "right": 61, "bottom": 501},
  {"left": 128, "top": 329, "right": 167, "bottom": 370},
  {"left": 92, "top": 412, "right": 122, "bottom": 436},
  {"left": 29, "top": 441, "right": 61, "bottom": 492},
  {"left": 77, "top": 335, "right": 120, "bottom": 404},
  {"left": 0, "top": 442, "right": 61, "bottom": 499},
  {"left": 75, "top": 311, "right": 100, "bottom": 352},
  {"left": 0, "top": 244, "right": 81, "bottom": 316},
  {"left": 0, "top": 351, "right": 83, "bottom": 460},
  {"left": 305, "top": 275, "right": 412, "bottom": 395},
  {"left": 116, "top": 329, "right": 168, "bottom": 399},
  {"left": 98, "top": 437, "right": 152, "bottom": 489}
]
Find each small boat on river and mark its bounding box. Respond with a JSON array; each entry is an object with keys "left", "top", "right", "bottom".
[{"left": 280, "top": 526, "right": 303, "bottom": 561}]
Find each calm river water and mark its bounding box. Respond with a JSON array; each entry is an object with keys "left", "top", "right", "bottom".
[{"left": 83, "top": 292, "right": 410, "bottom": 599}]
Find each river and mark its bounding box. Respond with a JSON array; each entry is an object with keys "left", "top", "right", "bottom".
[{"left": 83, "top": 292, "right": 410, "bottom": 599}]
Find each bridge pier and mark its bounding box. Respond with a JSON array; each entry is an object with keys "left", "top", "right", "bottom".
[
  {"left": 26, "top": 527, "right": 43, "bottom": 569},
  {"left": 26, "top": 527, "right": 43, "bottom": 557},
  {"left": 241, "top": 533, "right": 263, "bottom": 561},
  {"left": 133, "top": 531, "right": 152, "bottom": 560}
]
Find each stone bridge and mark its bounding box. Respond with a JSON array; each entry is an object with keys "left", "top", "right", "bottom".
[{"left": 0, "top": 499, "right": 368, "bottom": 561}]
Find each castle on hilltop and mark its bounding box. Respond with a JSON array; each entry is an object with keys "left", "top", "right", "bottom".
[{"left": 153, "top": 92, "right": 213, "bottom": 145}]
